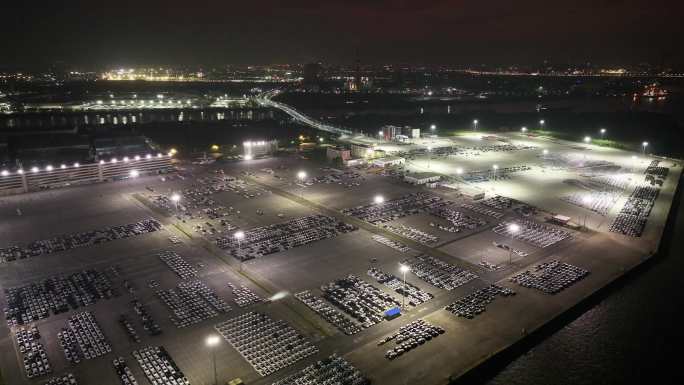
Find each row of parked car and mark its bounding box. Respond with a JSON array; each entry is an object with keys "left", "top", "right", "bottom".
[
  {"left": 0, "top": 219, "right": 162, "bottom": 263},
  {"left": 273, "top": 354, "right": 370, "bottom": 385},
  {"left": 158, "top": 251, "right": 198, "bottom": 280},
  {"left": 367, "top": 267, "right": 434, "bottom": 306},
  {"left": 16, "top": 325, "right": 51, "bottom": 378},
  {"left": 322, "top": 275, "right": 402, "bottom": 328},
  {"left": 133, "top": 346, "right": 190, "bottom": 385},
  {"left": 402, "top": 254, "right": 478, "bottom": 291},
  {"left": 380, "top": 319, "right": 445, "bottom": 360},
  {"left": 58, "top": 311, "right": 111, "bottom": 364},
  {"left": 511, "top": 260, "right": 589, "bottom": 294},
  {"left": 295, "top": 290, "right": 362, "bottom": 336},
  {"left": 445, "top": 285, "right": 516, "bottom": 319},
  {"left": 215, "top": 312, "right": 318, "bottom": 377},
  {"left": 4, "top": 269, "right": 117, "bottom": 326},
  {"left": 157, "top": 280, "right": 230, "bottom": 328},
  {"left": 216, "top": 214, "right": 356, "bottom": 261},
  {"left": 343, "top": 192, "right": 451, "bottom": 225}
]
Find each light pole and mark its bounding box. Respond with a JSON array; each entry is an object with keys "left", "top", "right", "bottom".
[
  {"left": 170, "top": 193, "right": 181, "bottom": 212},
  {"left": 473, "top": 119, "right": 478, "bottom": 131},
  {"left": 456, "top": 167, "right": 463, "bottom": 177},
  {"left": 507, "top": 223, "right": 520, "bottom": 264},
  {"left": 378, "top": 130, "right": 383, "bottom": 140},
  {"left": 581, "top": 195, "right": 592, "bottom": 229},
  {"left": 206, "top": 335, "right": 220, "bottom": 385},
  {"left": 584, "top": 136, "right": 591, "bottom": 144},
  {"left": 492, "top": 164, "right": 499, "bottom": 179},
  {"left": 430, "top": 124, "right": 436, "bottom": 132},
  {"left": 374, "top": 195, "right": 385, "bottom": 205},
  {"left": 521, "top": 126, "right": 527, "bottom": 134},
  {"left": 297, "top": 170, "right": 307, "bottom": 197},
  {"left": 642, "top": 141, "right": 648, "bottom": 155},
  {"left": 600, "top": 128, "right": 606, "bottom": 139},
  {"left": 539, "top": 119, "right": 545, "bottom": 129},
  {"left": 399, "top": 264, "right": 410, "bottom": 309},
  {"left": 426, "top": 146, "right": 432, "bottom": 169},
  {"left": 234, "top": 230, "right": 245, "bottom": 270}
]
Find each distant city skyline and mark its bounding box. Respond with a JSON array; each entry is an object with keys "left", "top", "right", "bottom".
[{"left": 3, "top": 0, "right": 683, "bottom": 68}]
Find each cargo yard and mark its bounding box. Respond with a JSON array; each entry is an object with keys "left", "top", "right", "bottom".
[{"left": 0, "top": 132, "right": 680, "bottom": 385}]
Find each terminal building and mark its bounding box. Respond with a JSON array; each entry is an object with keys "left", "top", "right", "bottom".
[
  {"left": 243, "top": 140, "right": 278, "bottom": 158},
  {"left": 404, "top": 172, "right": 441, "bottom": 185}
]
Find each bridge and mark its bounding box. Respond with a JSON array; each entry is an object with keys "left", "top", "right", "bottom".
[{"left": 256, "top": 90, "right": 353, "bottom": 135}]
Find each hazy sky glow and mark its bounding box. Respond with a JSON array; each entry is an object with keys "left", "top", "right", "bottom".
[{"left": 3, "top": 0, "right": 683, "bottom": 67}]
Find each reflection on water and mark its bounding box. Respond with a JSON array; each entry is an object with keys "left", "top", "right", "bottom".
[{"left": 0, "top": 108, "right": 277, "bottom": 129}]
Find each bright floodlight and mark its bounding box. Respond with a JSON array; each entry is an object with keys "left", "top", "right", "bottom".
[
  {"left": 297, "top": 170, "right": 307, "bottom": 180},
  {"left": 374, "top": 195, "right": 385, "bottom": 204},
  {"left": 31, "top": 167, "right": 39, "bottom": 173},
  {"left": 1, "top": 170, "right": 8, "bottom": 176},
  {"left": 584, "top": 136, "right": 591, "bottom": 143},
  {"left": 146, "top": 154, "right": 152, "bottom": 159},
  {"left": 543, "top": 149, "right": 549, "bottom": 155},
  {"left": 632, "top": 155, "right": 637, "bottom": 160},
  {"left": 234, "top": 230, "right": 245, "bottom": 240},
  {"left": 123, "top": 156, "right": 129, "bottom": 162},
  {"left": 46, "top": 165, "right": 53, "bottom": 171},
  {"left": 508, "top": 223, "right": 520, "bottom": 233},
  {"left": 111, "top": 157, "right": 118, "bottom": 163},
  {"left": 540, "top": 119, "right": 545, "bottom": 125},
  {"left": 492, "top": 164, "right": 499, "bottom": 170},
  {"left": 134, "top": 155, "right": 140, "bottom": 160},
  {"left": 74, "top": 162, "right": 80, "bottom": 167},
  {"left": 17, "top": 169, "right": 24, "bottom": 174},
  {"left": 244, "top": 154, "right": 253, "bottom": 160},
  {"left": 456, "top": 167, "right": 463, "bottom": 175},
  {"left": 600, "top": 128, "right": 606, "bottom": 134},
  {"left": 378, "top": 130, "right": 383, "bottom": 136},
  {"left": 60, "top": 164, "right": 66, "bottom": 169},
  {"left": 206, "top": 335, "right": 220, "bottom": 347},
  {"left": 582, "top": 195, "right": 593, "bottom": 204},
  {"left": 473, "top": 119, "right": 478, "bottom": 124},
  {"left": 170, "top": 193, "right": 181, "bottom": 203},
  {"left": 430, "top": 124, "right": 436, "bottom": 130},
  {"left": 399, "top": 264, "right": 410, "bottom": 273},
  {"left": 129, "top": 169, "right": 139, "bottom": 178},
  {"left": 521, "top": 126, "right": 527, "bottom": 132},
  {"left": 642, "top": 141, "right": 649, "bottom": 147}
]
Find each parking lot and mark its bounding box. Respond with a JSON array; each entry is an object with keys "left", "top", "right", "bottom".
[{"left": 0, "top": 131, "right": 681, "bottom": 385}]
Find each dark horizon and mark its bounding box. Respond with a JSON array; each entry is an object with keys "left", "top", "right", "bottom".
[{"left": 3, "top": 0, "right": 683, "bottom": 69}]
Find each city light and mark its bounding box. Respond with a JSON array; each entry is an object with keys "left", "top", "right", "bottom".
[
  {"left": 234, "top": 231, "right": 245, "bottom": 240},
  {"left": 17, "top": 169, "right": 24, "bottom": 174},
  {"left": 297, "top": 171, "right": 307, "bottom": 180},
  {"left": 584, "top": 136, "right": 591, "bottom": 143},
  {"left": 171, "top": 193, "right": 181, "bottom": 203},
  {"left": 111, "top": 157, "right": 118, "bottom": 163},
  {"left": 508, "top": 223, "right": 520, "bottom": 233},
  {"left": 45, "top": 165, "right": 53, "bottom": 171},
  {"left": 60, "top": 164, "right": 66, "bottom": 169},
  {"left": 211, "top": 144, "right": 220, "bottom": 151},
  {"left": 1, "top": 170, "right": 8, "bottom": 176},
  {"left": 374, "top": 195, "right": 385, "bottom": 204},
  {"left": 31, "top": 167, "right": 39, "bottom": 173},
  {"left": 129, "top": 169, "right": 139, "bottom": 178},
  {"left": 399, "top": 264, "right": 410, "bottom": 273},
  {"left": 492, "top": 164, "right": 499, "bottom": 170},
  {"left": 521, "top": 126, "right": 527, "bottom": 133},
  {"left": 244, "top": 154, "right": 253, "bottom": 160}
]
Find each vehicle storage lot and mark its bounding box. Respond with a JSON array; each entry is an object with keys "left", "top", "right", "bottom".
[{"left": 0, "top": 132, "right": 681, "bottom": 385}]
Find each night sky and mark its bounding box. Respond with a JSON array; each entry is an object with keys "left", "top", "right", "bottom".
[{"left": 3, "top": 0, "right": 683, "bottom": 68}]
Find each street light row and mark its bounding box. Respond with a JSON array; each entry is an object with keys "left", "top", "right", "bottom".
[{"left": 1, "top": 153, "right": 170, "bottom": 177}]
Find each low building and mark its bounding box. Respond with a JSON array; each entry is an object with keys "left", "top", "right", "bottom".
[
  {"left": 404, "top": 172, "right": 441, "bottom": 185},
  {"left": 351, "top": 143, "right": 374, "bottom": 158},
  {"left": 244, "top": 140, "right": 278, "bottom": 157},
  {"left": 373, "top": 156, "right": 405, "bottom": 167},
  {"left": 326, "top": 146, "right": 351, "bottom": 161}
]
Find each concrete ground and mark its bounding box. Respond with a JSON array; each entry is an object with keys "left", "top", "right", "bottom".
[{"left": 0, "top": 131, "right": 680, "bottom": 385}]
